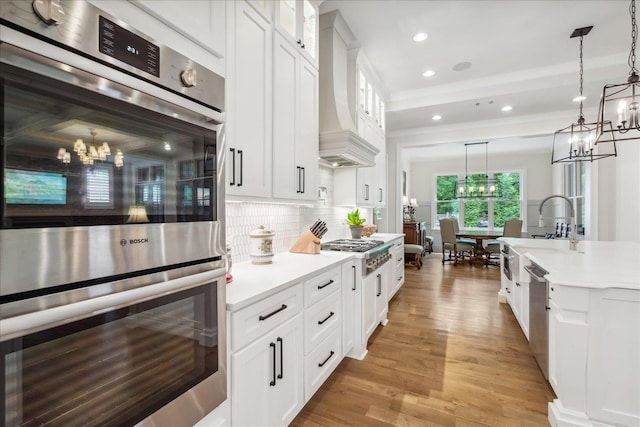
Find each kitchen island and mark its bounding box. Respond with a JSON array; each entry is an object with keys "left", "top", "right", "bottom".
[{"left": 499, "top": 238, "right": 640, "bottom": 427}]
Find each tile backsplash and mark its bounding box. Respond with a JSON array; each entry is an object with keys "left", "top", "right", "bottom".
[{"left": 225, "top": 202, "right": 364, "bottom": 264}]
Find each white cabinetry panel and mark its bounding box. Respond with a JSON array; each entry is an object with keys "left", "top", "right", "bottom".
[
  {"left": 131, "top": 0, "right": 225, "bottom": 58},
  {"left": 272, "top": 32, "right": 318, "bottom": 201},
  {"left": 226, "top": 0, "right": 272, "bottom": 198},
  {"left": 231, "top": 314, "right": 304, "bottom": 427}
]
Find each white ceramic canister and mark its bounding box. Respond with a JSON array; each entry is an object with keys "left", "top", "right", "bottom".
[{"left": 249, "top": 225, "right": 274, "bottom": 264}]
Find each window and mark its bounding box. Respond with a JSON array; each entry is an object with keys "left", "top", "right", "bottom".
[
  {"left": 564, "top": 162, "right": 586, "bottom": 236},
  {"left": 434, "top": 171, "right": 524, "bottom": 231},
  {"left": 86, "top": 164, "right": 113, "bottom": 208}
]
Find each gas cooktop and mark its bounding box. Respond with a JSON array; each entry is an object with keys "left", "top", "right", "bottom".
[{"left": 320, "top": 239, "right": 384, "bottom": 253}]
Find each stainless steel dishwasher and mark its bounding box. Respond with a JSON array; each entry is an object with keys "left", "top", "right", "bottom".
[{"left": 525, "top": 262, "right": 550, "bottom": 380}]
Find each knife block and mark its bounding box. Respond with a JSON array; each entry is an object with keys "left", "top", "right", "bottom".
[{"left": 289, "top": 229, "right": 321, "bottom": 254}]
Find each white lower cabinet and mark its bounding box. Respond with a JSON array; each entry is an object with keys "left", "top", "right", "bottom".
[
  {"left": 363, "top": 262, "right": 389, "bottom": 341},
  {"left": 304, "top": 325, "right": 342, "bottom": 400},
  {"left": 389, "top": 237, "right": 404, "bottom": 300},
  {"left": 341, "top": 260, "right": 357, "bottom": 357},
  {"left": 229, "top": 261, "right": 351, "bottom": 426},
  {"left": 231, "top": 314, "right": 304, "bottom": 427}
]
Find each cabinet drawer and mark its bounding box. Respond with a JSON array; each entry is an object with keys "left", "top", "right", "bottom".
[
  {"left": 394, "top": 264, "right": 404, "bottom": 285},
  {"left": 304, "top": 326, "right": 342, "bottom": 401},
  {"left": 230, "top": 284, "right": 303, "bottom": 352},
  {"left": 304, "top": 290, "right": 342, "bottom": 354},
  {"left": 303, "top": 265, "right": 341, "bottom": 308}
]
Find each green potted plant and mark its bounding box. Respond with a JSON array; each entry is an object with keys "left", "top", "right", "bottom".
[{"left": 346, "top": 209, "right": 366, "bottom": 239}]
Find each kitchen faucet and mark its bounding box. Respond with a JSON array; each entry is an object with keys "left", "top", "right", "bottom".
[{"left": 538, "top": 195, "right": 578, "bottom": 251}]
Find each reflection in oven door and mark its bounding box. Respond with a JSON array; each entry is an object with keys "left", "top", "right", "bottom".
[
  {"left": 1, "top": 270, "right": 226, "bottom": 427},
  {"left": 0, "top": 41, "right": 225, "bottom": 297}
]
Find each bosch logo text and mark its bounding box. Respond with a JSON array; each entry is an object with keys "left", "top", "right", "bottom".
[{"left": 129, "top": 238, "right": 149, "bottom": 244}]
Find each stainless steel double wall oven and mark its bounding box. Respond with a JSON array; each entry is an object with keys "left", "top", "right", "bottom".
[{"left": 0, "top": 1, "right": 226, "bottom": 426}]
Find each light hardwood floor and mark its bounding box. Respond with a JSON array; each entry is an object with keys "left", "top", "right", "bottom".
[{"left": 292, "top": 255, "right": 555, "bottom": 426}]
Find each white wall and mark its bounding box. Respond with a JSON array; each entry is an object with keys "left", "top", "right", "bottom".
[
  {"left": 408, "top": 151, "right": 552, "bottom": 203},
  {"left": 596, "top": 141, "right": 640, "bottom": 243},
  {"left": 403, "top": 150, "right": 553, "bottom": 249}
]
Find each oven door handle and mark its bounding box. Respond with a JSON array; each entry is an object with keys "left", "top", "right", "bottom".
[{"left": 0, "top": 268, "right": 225, "bottom": 342}]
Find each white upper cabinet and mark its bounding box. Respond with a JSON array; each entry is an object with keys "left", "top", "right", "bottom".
[
  {"left": 272, "top": 32, "right": 318, "bottom": 201},
  {"left": 354, "top": 66, "right": 385, "bottom": 135},
  {"left": 226, "top": 0, "right": 273, "bottom": 198},
  {"left": 130, "top": 0, "right": 225, "bottom": 59},
  {"left": 274, "top": 0, "right": 319, "bottom": 67}
]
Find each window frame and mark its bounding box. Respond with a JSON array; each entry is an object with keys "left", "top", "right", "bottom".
[
  {"left": 563, "top": 162, "right": 587, "bottom": 237},
  {"left": 85, "top": 163, "right": 114, "bottom": 209},
  {"left": 432, "top": 169, "right": 526, "bottom": 232}
]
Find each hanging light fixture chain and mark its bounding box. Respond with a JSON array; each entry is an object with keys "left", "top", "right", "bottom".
[
  {"left": 579, "top": 35, "right": 584, "bottom": 118},
  {"left": 630, "top": 0, "right": 638, "bottom": 75}
]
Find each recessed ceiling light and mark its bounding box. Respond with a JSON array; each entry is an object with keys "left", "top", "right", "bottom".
[
  {"left": 432, "top": 115, "right": 442, "bottom": 121},
  {"left": 453, "top": 61, "right": 472, "bottom": 71},
  {"left": 573, "top": 95, "right": 587, "bottom": 102},
  {"left": 164, "top": 142, "right": 172, "bottom": 150},
  {"left": 413, "top": 32, "right": 428, "bottom": 42},
  {"left": 423, "top": 69, "right": 435, "bottom": 77},
  {"left": 501, "top": 105, "right": 513, "bottom": 112}
]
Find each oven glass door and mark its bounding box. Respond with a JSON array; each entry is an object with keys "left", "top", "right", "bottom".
[
  {"left": 1, "top": 59, "right": 217, "bottom": 229},
  {"left": 1, "top": 281, "right": 219, "bottom": 427}
]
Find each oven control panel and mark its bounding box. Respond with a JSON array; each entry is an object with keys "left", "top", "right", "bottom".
[{"left": 0, "top": 0, "right": 224, "bottom": 112}]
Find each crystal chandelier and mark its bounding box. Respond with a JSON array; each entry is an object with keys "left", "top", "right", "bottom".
[
  {"left": 595, "top": 0, "right": 640, "bottom": 144},
  {"left": 455, "top": 142, "right": 498, "bottom": 198},
  {"left": 552, "top": 26, "right": 617, "bottom": 163},
  {"left": 57, "top": 129, "right": 124, "bottom": 167}
]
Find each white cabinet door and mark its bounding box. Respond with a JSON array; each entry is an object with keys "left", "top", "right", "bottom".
[
  {"left": 272, "top": 33, "right": 318, "bottom": 201},
  {"left": 274, "top": 0, "right": 318, "bottom": 67},
  {"left": 227, "top": 0, "right": 272, "bottom": 198},
  {"left": 132, "top": 0, "right": 225, "bottom": 58},
  {"left": 341, "top": 261, "right": 357, "bottom": 356},
  {"left": 272, "top": 33, "right": 299, "bottom": 199},
  {"left": 362, "top": 272, "right": 377, "bottom": 340},
  {"left": 296, "top": 56, "right": 318, "bottom": 199},
  {"left": 231, "top": 314, "right": 304, "bottom": 427},
  {"left": 389, "top": 238, "right": 404, "bottom": 300},
  {"left": 375, "top": 263, "right": 389, "bottom": 324},
  {"left": 372, "top": 144, "right": 386, "bottom": 207}
]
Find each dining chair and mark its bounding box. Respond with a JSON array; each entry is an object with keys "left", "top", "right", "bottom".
[
  {"left": 486, "top": 218, "right": 523, "bottom": 262},
  {"left": 451, "top": 217, "right": 476, "bottom": 246},
  {"left": 439, "top": 218, "right": 474, "bottom": 265}
]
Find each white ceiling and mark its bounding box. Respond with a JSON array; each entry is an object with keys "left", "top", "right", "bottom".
[{"left": 319, "top": 0, "right": 631, "bottom": 159}]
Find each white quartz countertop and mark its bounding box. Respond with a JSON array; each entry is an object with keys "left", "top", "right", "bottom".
[
  {"left": 225, "top": 234, "right": 404, "bottom": 311},
  {"left": 500, "top": 238, "right": 640, "bottom": 289},
  {"left": 226, "top": 251, "right": 354, "bottom": 311}
]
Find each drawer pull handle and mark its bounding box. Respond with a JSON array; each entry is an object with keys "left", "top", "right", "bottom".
[
  {"left": 317, "top": 279, "right": 334, "bottom": 290},
  {"left": 318, "top": 350, "right": 335, "bottom": 367},
  {"left": 259, "top": 304, "right": 287, "bottom": 321},
  {"left": 318, "top": 311, "right": 335, "bottom": 325},
  {"left": 269, "top": 342, "right": 276, "bottom": 386},
  {"left": 277, "top": 337, "right": 284, "bottom": 380},
  {"left": 352, "top": 265, "right": 356, "bottom": 291}
]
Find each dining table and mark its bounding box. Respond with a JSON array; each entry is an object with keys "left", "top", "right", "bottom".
[{"left": 455, "top": 230, "right": 503, "bottom": 266}]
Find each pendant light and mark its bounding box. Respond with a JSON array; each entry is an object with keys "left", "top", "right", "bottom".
[
  {"left": 595, "top": 0, "right": 640, "bottom": 144},
  {"left": 454, "top": 141, "right": 498, "bottom": 199},
  {"left": 552, "top": 26, "right": 617, "bottom": 163}
]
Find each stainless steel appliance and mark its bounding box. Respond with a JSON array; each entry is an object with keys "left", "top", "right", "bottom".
[
  {"left": 501, "top": 244, "right": 513, "bottom": 281},
  {"left": 0, "top": 1, "right": 226, "bottom": 425},
  {"left": 320, "top": 239, "right": 393, "bottom": 275},
  {"left": 525, "top": 262, "right": 550, "bottom": 380}
]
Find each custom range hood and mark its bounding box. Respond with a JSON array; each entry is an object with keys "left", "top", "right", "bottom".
[{"left": 319, "top": 10, "right": 378, "bottom": 168}]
